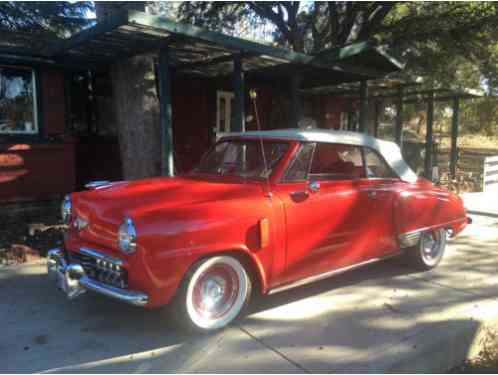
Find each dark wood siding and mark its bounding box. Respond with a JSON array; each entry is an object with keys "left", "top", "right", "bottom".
[
  {"left": 0, "top": 142, "right": 75, "bottom": 202},
  {"left": 42, "top": 69, "right": 66, "bottom": 136},
  {"left": 171, "top": 76, "right": 211, "bottom": 172}
]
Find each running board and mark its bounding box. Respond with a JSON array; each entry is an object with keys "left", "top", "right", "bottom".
[{"left": 267, "top": 252, "right": 401, "bottom": 295}]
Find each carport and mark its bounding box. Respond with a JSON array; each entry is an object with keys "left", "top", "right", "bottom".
[
  {"left": 302, "top": 79, "right": 483, "bottom": 179},
  {"left": 51, "top": 10, "right": 402, "bottom": 176}
]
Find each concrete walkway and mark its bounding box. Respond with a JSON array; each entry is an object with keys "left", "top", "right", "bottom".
[
  {"left": 462, "top": 192, "right": 498, "bottom": 217},
  {"left": 2, "top": 218, "right": 498, "bottom": 373}
]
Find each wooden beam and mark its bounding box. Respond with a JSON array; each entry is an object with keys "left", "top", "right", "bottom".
[
  {"left": 157, "top": 46, "right": 174, "bottom": 176},
  {"left": 232, "top": 54, "right": 245, "bottom": 132},
  {"left": 359, "top": 81, "right": 368, "bottom": 133},
  {"left": 395, "top": 86, "right": 403, "bottom": 148},
  {"left": 58, "top": 11, "right": 128, "bottom": 53},
  {"left": 177, "top": 53, "right": 235, "bottom": 71},
  {"left": 127, "top": 11, "right": 314, "bottom": 65},
  {"left": 290, "top": 74, "right": 303, "bottom": 128},
  {"left": 450, "top": 97, "right": 460, "bottom": 179},
  {"left": 425, "top": 92, "right": 434, "bottom": 179}
]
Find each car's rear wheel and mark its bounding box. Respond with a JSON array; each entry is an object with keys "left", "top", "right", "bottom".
[
  {"left": 176, "top": 255, "right": 252, "bottom": 332},
  {"left": 407, "top": 228, "right": 446, "bottom": 270}
]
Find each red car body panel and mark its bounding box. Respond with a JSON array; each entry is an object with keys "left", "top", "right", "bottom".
[{"left": 64, "top": 137, "right": 468, "bottom": 308}]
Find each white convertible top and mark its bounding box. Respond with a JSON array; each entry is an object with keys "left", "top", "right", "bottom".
[{"left": 223, "top": 129, "right": 419, "bottom": 183}]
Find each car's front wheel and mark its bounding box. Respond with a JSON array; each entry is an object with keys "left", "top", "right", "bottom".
[
  {"left": 407, "top": 228, "right": 447, "bottom": 270},
  {"left": 175, "top": 255, "right": 252, "bottom": 332}
]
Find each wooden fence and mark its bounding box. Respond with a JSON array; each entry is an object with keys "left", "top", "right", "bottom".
[{"left": 483, "top": 155, "right": 498, "bottom": 192}]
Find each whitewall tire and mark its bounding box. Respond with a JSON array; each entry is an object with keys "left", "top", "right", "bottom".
[
  {"left": 407, "top": 228, "right": 446, "bottom": 270},
  {"left": 177, "top": 255, "right": 252, "bottom": 332}
]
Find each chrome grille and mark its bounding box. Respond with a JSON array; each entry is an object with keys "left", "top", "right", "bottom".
[{"left": 68, "top": 250, "right": 128, "bottom": 289}]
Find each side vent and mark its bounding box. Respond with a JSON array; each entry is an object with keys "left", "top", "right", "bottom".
[{"left": 259, "top": 218, "right": 270, "bottom": 249}]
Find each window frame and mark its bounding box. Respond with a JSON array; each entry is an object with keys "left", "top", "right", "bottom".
[
  {"left": 281, "top": 141, "right": 316, "bottom": 183},
  {"left": 361, "top": 146, "right": 400, "bottom": 181},
  {"left": 307, "top": 142, "right": 366, "bottom": 182},
  {"left": 0, "top": 64, "right": 39, "bottom": 136}
]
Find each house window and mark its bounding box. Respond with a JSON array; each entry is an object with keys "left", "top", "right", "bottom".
[
  {"left": 339, "top": 111, "right": 358, "bottom": 131},
  {"left": 0, "top": 66, "right": 38, "bottom": 134}
]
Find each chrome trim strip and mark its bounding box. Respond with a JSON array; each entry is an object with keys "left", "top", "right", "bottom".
[
  {"left": 79, "top": 247, "right": 123, "bottom": 266},
  {"left": 268, "top": 252, "right": 401, "bottom": 295},
  {"left": 47, "top": 248, "right": 147, "bottom": 307},
  {"left": 85, "top": 180, "right": 111, "bottom": 189},
  {"left": 79, "top": 276, "right": 148, "bottom": 307},
  {"left": 398, "top": 231, "right": 421, "bottom": 248}
]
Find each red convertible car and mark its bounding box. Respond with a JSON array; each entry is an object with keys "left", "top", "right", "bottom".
[{"left": 48, "top": 129, "right": 469, "bottom": 331}]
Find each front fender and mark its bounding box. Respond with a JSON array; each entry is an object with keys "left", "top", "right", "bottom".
[{"left": 133, "top": 199, "right": 276, "bottom": 307}]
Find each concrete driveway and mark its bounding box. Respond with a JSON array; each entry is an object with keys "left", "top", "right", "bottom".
[{"left": 2, "top": 217, "right": 498, "bottom": 373}]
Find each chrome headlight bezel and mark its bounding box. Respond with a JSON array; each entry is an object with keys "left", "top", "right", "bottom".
[
  {"left": 61, "top": 195, "right": 72, "bottom": 224},
  {"left": 118, "top": 217, "right": 137, "bottom": 254}
]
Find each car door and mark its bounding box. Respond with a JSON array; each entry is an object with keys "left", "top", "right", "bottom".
[
  {"left": 354, "top": 146, "right": 399, "bottom": 258},
  {"left": 273, "top": 142, "right": 371, "bottom": 286}
]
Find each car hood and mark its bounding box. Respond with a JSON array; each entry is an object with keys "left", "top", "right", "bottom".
[
  {"left": 75, "top": 176, "right": 263, "bottom": 222},
  {"left": 72, "top": 176, "right": 264, "bottom": 249}
]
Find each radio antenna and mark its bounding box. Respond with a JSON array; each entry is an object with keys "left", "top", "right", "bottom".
[{"left": 249, "top": 89, "right": 272, "bottom": 199}]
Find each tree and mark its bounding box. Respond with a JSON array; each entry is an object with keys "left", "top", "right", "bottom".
[
  {"left": 177, "top": 2, "right": 498, "bottom": 90},
  {"left": 0, "top": 1, "right": 94, "bottom": 36}
]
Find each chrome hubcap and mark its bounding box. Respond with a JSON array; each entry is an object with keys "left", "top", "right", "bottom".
[
  {"left": 421, "top": 230, "right": 443, "bottom": 264},
  {"left": 201, "top": 276, "right": 226, "bottom": 310},
  {"left": 192, "top": 264, "right": 239, "bottom": 320}
]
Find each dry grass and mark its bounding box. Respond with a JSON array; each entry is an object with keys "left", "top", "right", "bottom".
[
  {"left": 451, "top": 328, "right": 498, "bottom": 373},
  {"left": 439, "top": 135, "right": 498, "bottom": 150}
]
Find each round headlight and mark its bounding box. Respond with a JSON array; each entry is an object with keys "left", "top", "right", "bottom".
[
  {"left": 61, "top": 195, "right": 72, "bottom": 224},
  {"left": 118, "top": 217, "right": 137, "bottom": 254}
]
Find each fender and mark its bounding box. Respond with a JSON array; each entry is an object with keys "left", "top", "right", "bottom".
[
  {"left": 394, "top": 186, "right": 467, "bottom": 248},
  {"left": 157, "top": 243, "right": 269, "bottom": 294}
]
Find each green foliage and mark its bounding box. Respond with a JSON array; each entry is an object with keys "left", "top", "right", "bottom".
[
  {"left": 0, "top": 1, "right": 94, "bottom": 36},
  {"left": 176, "top": 2, "right": 498, "bottom": 90},
  {"left": 176, "top": 2, "right": 498, "bottom": 135}
]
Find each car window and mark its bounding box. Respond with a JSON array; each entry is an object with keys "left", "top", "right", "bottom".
[
  {"left": 283, "top": 142, "right": 315, "bottom": 182},
  {"left": 194, "top": 140, "right": 289, "bottom": 179},
  {"left": 309, "top": 143, "right": 365, "bottom": 181},
  {"left": 364, "top": 147, "right": 398, "bottom": 179}
]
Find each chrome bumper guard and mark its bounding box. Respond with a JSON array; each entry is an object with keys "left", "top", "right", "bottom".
[{"left": 47, "top": 248, "right": 148, "bottom": 307}]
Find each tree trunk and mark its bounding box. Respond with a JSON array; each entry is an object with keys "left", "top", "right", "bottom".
[{"left": 110, "top": 54, "right": 162, "bottom": 180}]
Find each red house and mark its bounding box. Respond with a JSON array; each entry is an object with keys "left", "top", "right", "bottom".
[{"left": 0, "top": 10, "right": 402, "bottom": 206}]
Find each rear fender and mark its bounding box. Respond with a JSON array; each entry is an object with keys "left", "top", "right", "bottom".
[{"left": 394, "top": 188, "right": 467, "bottom": 248}]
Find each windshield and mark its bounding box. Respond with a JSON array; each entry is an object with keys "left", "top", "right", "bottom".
[{"left": 193, "top": 139, "right": 289, "bottom": 179}]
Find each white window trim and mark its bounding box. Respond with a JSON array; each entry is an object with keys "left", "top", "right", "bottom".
[
  {"left": 0, "top": 67, "right": 38, "bottom": 135},
  {"left": 215, "top": 90, "right": 234, "bottom": 134}
]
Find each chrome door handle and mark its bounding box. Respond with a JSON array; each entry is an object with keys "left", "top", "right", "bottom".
[
  {"left": 308, "top": 180, "right": 320, "bottom": 193},
  {"left": 368, "top": 191, "right": 378, "bottom": 199}
]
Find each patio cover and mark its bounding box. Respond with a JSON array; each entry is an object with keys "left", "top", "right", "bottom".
[{"left": 49, "top": 10, "right": 403, "bottom": 86}]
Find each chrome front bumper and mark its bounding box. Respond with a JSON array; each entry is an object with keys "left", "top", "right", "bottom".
[{"left": 47, "top": 248, "right": 148, "bottom": 307}]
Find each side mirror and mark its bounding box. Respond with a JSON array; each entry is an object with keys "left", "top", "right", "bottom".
[{"left": 308, "top": 180, "right": 320, "bottom": 193}]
